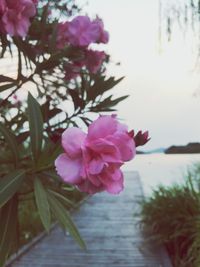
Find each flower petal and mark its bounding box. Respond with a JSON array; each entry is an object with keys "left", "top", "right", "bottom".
[
  {"left": 88, "top": 158, "right": 105, "bottom": 175},
  {"left": 88, "top": 115, "right": 117, "bottom": 140},
  {"left": 105, "top": 171, "right": 124, "bottom": 194},
  {"left": 77, "top": 180, "right": 104, "bottom": 194},
  {"left": 62, "top": 127, "right": 86, "bottom": 158},
  {"left": 88, "top": 174, "right": 102, "bottom": 186},
  {"left": 55, "top": 153, "right": 82, "bottom": 184},
  {"left": 89, "top": 139, "right": 122, "bottom": 163},
  {"left": 108, "top": 133, "right": 136, "bottom": 161}
]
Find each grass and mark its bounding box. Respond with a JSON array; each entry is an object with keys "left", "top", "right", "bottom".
[{"left": 140, "top": 163, "right": 200, "bottom": 267}]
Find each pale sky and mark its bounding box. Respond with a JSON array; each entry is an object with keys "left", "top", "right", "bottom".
[{"left": 78, "top": 0, "right": 200, "bottom": 150}]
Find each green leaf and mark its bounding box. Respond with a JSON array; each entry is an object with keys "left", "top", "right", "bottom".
[
  {"left": 0, "top": 75, "right": 15, "bottom": 83},
  {"left": 48, "top": 189, "right": 75, "bottom": 208},
  {"left": 0, "top": 123, "right": 19, "bottom": 165},
  {"left": 14, "top": 38, "right": 36, "bottom": 63},
  {"left": 0, "top": 170, "right": 25, "bottom": 208},
  {"left": 0, "top": 196, "right": 18, "bottom": 266},
  {"left": 90, "top": 95, "right": 129, "bottom": 112},
  {"left": 34, "top": 178, "right": 51, "bottom": 232},
  {"left": 108, "top": 95, "right": 129, "bottom": 107},
  {"left": 68, "top": 89, "right": 85, "bottom": 110},
  {"left": 49, "top": 22, "right": 58, "bottom": 53},
  {"left": 41, "top": 100, "right": 62, "bottom": 122},
  {"left": 36, "top": 55, "right": 60, "bottom": 73},
  {"left": 0, "top": 83, "right": 15, "bottom": 93},
  {"left": 87, "top": 76, "right": 124, "bottom": 101},
  {"left": 27, "top": 93, "right": 43, "bottom": 162},
  {"left": 47, "top": 191, "right": 86, "bottom": 249},
  {"left": 16, "top": 131, "right": 29, "bottom": 144},
  {"left": 0, "top": 35, "right": 10, "bottom": 58}
]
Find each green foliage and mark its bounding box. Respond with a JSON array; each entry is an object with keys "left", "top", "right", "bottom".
[
  {"left": 47, "top": 190, "right": 86, "bottom": 249},
  {"left": 140, "top": 164, "right": 200, "bottom": 267},
  {"left": 0, "top": 171, "right": 25, "bottom": 208},
  {"left": 0, "top": 1, "right": 129, "bottom": 265},
  {"left": 0, "top": 196, "right": 18, "bottom": 267},
  {"left": 34, "top": 177, "right": 51, "bottom": 232},
  {"left": 27, "top": 93, "right": 44, "bottom": 163},
  {"left": 18, "top": 198, "right": 43, "bottom": 246},
  {"left": 0, "top": 123, "right": 19, "bottom": 166}
]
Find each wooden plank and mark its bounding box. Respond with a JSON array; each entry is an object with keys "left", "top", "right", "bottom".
[{"left": 8, "top": 172, "right": 171, "bottom": 267}]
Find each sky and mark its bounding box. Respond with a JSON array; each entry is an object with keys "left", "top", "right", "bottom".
[{"left": 78, "top": 0, "right": 200, "bottom": 151}]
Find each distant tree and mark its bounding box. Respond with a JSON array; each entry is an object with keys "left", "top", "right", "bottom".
[{"left": 159, "top": 0, "right": 200, "bottom": 43}]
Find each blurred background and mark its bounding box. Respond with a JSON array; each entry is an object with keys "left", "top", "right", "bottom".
[
  {"left": 78, "top": 0, "right": 200, "bottom": 194},
  {"left": 79, "top": 0, "right": 200, "bottom": 150},
  {"left": 2, "top": 0, "right": 200, "bottom": 194}
]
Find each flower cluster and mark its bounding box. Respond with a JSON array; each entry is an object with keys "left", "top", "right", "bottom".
[
  {"left": 55, "top": 115, "right": 136, "bottom": 195},
  {"left": 57, "top": 16, "right": 109, "bottom": 48},
  {"left": 0, "top": 0, "right": 37, "bottom": 37},
  {"left": 64, "top": 50, "right": 106, "bottom": 80},
  {"left": 57, "top": 16, "right": 109, "bottom": 80}
]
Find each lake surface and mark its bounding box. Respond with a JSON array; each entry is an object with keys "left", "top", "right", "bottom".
[{"left": 122, "top": 153, "right": 200, "bottom": 196}]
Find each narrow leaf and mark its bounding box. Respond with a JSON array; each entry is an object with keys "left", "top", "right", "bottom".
[
  {"left": 48, "top": 189, "right": 75, "bottom": 208},
  {"left": 0, "top": 123, "right": 19, "bottom": 165},
  {"left": 0, "top": 197, "right": 18, "bottom": 266},
  {"left": 27, "top": 93, "right": 43, "bottom": 162},
  {"left": 47, "top": 191, "right": 86, "bottom": 249},
  {"left": 0, "top": 170, "right": 25, "bottom": 208},
  {"left": 0, "top": 83, "right": 15, "bottom": 93},
  {"left": 0, "top": 75, "right": 15, "bottom": 83},
  {"left": 68, "top": 89, "right": 85, "bottom": 110},
  {"left": 34, "top": 178, "right": 51, "bottom": 232}
]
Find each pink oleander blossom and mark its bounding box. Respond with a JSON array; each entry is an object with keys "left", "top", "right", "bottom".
[
  {"left": 84, "top": 49, "right": 106, "bottom": 73},
  {"left": 66, "top": 16, "right": 100, "bottom": 47},
  {"left": 55, "top": 115, "right": 136, "bottom": 194},
  {"left": 64, "top": 50, "right": 105, "bottom": 80},
  {"left": 0, "top": 0, "right": 5, "bottom": 15},
  {"left": 92, "top": 17, "right": 109, "bottom": 44},
  {"left": 64, "top": 62, "right": 84, "bottom": 81},
  {"left": 0, "top": 0, "right": 37, "bottom": 37},
  {"left": 58, "top": 15, "right": 109, "bottom": 47},
  {"left": 56, "top": 22, "right": 69, "bottom": 49}
]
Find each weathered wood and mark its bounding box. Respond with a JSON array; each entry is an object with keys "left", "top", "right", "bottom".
[{"left": 9, "top": 171, "right": 171, "bottom": 267}]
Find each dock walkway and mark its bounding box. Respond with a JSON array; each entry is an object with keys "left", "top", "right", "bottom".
[{"left": 9, "top": 172, "right": 171, "bottom": 267}]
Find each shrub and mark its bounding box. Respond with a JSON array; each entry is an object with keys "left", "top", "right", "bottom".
[
  {"left": 0, "top": 1, "right": 148, "bottom": 266},
  {"left": 140, "top": 164, "right": 200, "bottom": 267}
]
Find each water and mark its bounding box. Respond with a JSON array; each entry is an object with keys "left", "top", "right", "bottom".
[{"left": 122, "top": 153, "right": 200, "bottom": 196}]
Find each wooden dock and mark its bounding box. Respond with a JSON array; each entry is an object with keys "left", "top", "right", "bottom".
[{"left": 8, "top": 172, "right": 171, "bottom": 267}]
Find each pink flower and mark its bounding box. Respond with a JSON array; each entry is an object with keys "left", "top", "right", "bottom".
[
  {"left": 63, "top": 50, "right": 105, "bottom": 80},
  {"left": 66, "top": 16, "right": 100, "bottom": 47},
  {"left": 64, "top": 62, "right": 83, "bottom": 81},
  {"left": 133, "top": 130, "right": 150, "bottom": 147},
  {"left": 84, "top": 49, "right": 106, "bottom": 73},
  {"left": 0, "top": 0, "right": 37, "bottom": 37},
  {"left": 55, "top": 115, "right": 136, "bottom": 194},
  {"left": 92, "top": 17, "right": 109, "bottom": 44},
  {"left": 56, "top": 22, "right": 69, "bottom": 49},
  {"left": 0, "top": 0, "right": 5, "bottom": 15},
  {"left": 56, "top": 16, "right": 109, "bottom": 48},
  {"left": 59, "top": 15, "right": 109, "bottom": 47},
  {"left": 0, "top": 0, "right": 6, "bottom": 33}
]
